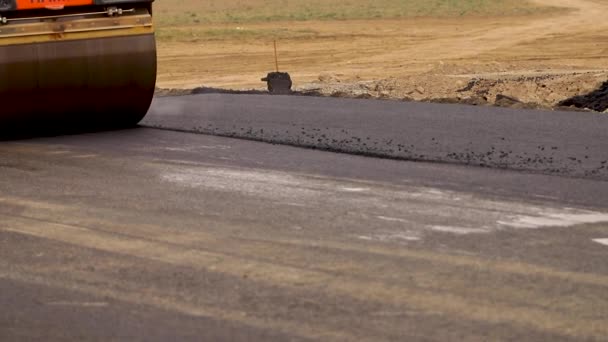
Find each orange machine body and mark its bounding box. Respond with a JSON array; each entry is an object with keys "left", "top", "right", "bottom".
[
  {"left": 16, "top": 0, "right": 93, "bottom": 10},
  {"left": 0, "top": 0, "right": 157, "bottom": 132}
]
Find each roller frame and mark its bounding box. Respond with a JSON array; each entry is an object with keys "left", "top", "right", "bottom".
[{"left": 0, "top": 1, "right": 156, "bottom": 132}]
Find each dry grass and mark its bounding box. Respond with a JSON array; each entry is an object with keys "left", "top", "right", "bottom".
[{"left": 154, "top": 0, "right": 561, "bottom": 41}]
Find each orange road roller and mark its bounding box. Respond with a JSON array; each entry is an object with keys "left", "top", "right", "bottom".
[{"left": 0, "top": 0, "right": 156, "bottom": 131}]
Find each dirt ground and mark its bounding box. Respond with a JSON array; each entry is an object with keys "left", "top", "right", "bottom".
[{"left": 155, "top": 0, "right": 608, "bottom": 112}]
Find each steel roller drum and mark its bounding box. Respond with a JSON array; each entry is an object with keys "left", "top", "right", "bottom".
[{"left": 0, "top": 7, "right": 156, "bottom": 132}]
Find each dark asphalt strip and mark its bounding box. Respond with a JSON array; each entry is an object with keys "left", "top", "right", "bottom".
[
  {"left": 144, "top": 94, "right": 608, "bottom": 180},
  {"left": 16, "top": 127, "right": 608, "bottom": 209}
]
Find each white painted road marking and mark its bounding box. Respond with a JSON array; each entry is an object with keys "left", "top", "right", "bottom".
[
  {"left": 377, "top": 216, "right": 409, "bottom": 223},
  {"left": 593, "top": 239, "right": 608, "bottom": 246},
  {"left": 430, "top": 226, "right": 489, "bottom": 235},
  {"left": 161, "top": 166, "right": 608, "bottom": 241},
  {"left": 340, "top": 187, "right": 369, "bottom": 192},
  {"left": 46, "top": 301, "right": 109, "bottom": 307},
  {"left": 498, "top": 213, "right": 608, "bottom": 229}
]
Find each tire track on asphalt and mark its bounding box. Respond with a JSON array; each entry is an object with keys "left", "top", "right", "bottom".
[{"left": 2, "top": 212, "right": 608, "bottom": 340}]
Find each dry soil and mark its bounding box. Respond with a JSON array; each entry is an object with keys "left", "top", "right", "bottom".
[{"left": 155, "top": 0, "right": 608, "bottom": 111}]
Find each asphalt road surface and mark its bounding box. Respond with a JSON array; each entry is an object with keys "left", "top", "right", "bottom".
[
  {"left": 146, "top": 94, "right": 608, "bottom": 180},
  {"left": 1, "top": 96, "right": 608, "bottom": 341}
]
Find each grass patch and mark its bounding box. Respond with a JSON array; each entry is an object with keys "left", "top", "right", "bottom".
[
  {"left": 156, "top": 27, "right": 318, "bottom": 42},
  {"left": 155, "top": 0, "right": 562, "bottom": 26}
]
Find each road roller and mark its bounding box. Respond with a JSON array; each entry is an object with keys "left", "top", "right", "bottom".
[{"left": 0, "top": 0, "right": 156, "bottom": 133}]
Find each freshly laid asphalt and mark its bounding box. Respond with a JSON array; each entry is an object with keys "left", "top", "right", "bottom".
[
  {"left": 146, "top": 94, "right": 608, "bottom": 180},
  {"left": 1, "top": 95, "right": 607, "bottom": 341}
]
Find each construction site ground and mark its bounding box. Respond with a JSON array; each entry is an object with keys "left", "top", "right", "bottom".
[{"left": 154, "top": 0, "right": 608, "bottom": 112}]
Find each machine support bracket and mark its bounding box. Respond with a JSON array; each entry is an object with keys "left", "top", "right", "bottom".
[
  {"left": 1, "top": 8, "right": 134, "bottom": 24},
  {"left": 106, "top": 7, "right": 123, "bottom": 16}
]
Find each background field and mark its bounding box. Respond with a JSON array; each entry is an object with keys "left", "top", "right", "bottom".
[
  {"left": 155, "top": 0, "right": 559, "bottom": 41},
  {"left": 154, "top": 0, "right": 608, "bottom": 111},
  {"left": 155, "top": 0, "right": 556, "bottom": 24}
]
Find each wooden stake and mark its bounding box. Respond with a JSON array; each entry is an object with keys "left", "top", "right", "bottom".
[{"left": 273, "top": 40, "right": 279, "bottom": 72}]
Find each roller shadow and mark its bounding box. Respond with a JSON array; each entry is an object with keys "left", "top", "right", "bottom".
[
  {"left": 0, "top": 122, "right": 142, "bottom": 141},
  {"left": 155, "top": 86, "right": 325, "bottom": 98}
]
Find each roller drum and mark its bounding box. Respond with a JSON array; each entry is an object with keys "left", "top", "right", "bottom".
[
  {"left": 0, "top": 34, "right": 156, "bottom": 130},
  {"left": 0, "top": 5, "right": 156, "bottom": 132}
]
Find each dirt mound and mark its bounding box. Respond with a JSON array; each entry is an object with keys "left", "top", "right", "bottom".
[
  {"left": 156, "top": 72, "right": 608, "bottom": 113},
  {"left": 294, "top": 72, "right": 608, "bottom": 111},
  {"left": 155, "top": 87, "right": 267, "bottom": 97},
  {"left": 559, "top": 81, "right": 608, "bottom": 112}
]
